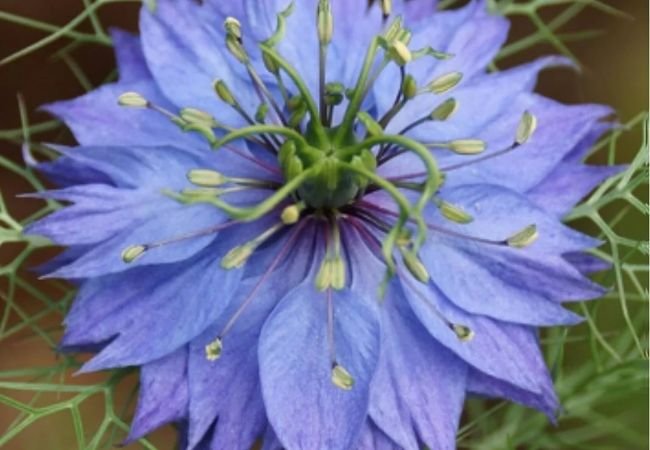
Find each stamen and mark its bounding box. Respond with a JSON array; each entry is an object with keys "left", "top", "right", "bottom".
[
  {"left": 281, "top": 202, "right": 305, "bottom": 224},
  {"left": 121, "top": 244, "right": 146, "bottom": 263},
  {"left": 358, "top": 201, "right": 537, "bottom": 249},
  {"left": 430, "top": 98, "right": 459, "bottom": 121},
  {"left": 380, "top": 0, "right": 392, "bottom": 19},
  {"left": 331, "top": 363, "right": 354, "bottom": 390},
  {"left": 187, "top": 169, "right": 228, "bottom": 187},
  {"left": 424, "top": 71, "right": 463, "bottom": 95},
  {"left": 377, "top": 98, "right": 459, "bottom": 164},
  {"left": 325, "top": 288, "right": 354, "bottom": 390},
  {"left": 206, "top": 220, "right": 308, "bottom": 360},
  {"left": 400, "top": 246, "right": 430, "bottom": 283},
  {"left": 117, "top": 91, "right": 148, "bottom": 108},
  {"left": 443, "top": 139, "right": 486, "bottom": 155},
  {"left": 214, "top": 79, "right": 237, "bottom": 106},
  {"left": 388, "top": 41, "right": 412, "bottom": 66},
  {"left": 435, "top": 198, "right": 474, "bottom": 224},
  {"left": 400, "top": 271, "right": 475, "bottom": 343},
  {"left": 451, "top": 324, "right": 475, "bottom": 342},
  {"left": 224, "top": 17, "right": 242, "bottom": 41},
  {"left": 316, "top": 219, "right": 347, "bottom": 291},
  {"left": 516, "top": 110, "right": 537, "bottom": 145},
  {"left": 121, "top": 220, "right": 238, "bottom": 264},
  {"left": 439, "top": 111, "right": 539, "bottom": 172},
  {"left": 221, "top": 222, "right": 286, "bottom": 270},
  {"left": 506, "top": 224, "right": 539, "bottom": 248},
  {"left": 317, "top": 0, "right": 333, "bottom": 124},
  {"left": 402, "top": 74, "right": 418, "bottom": 101},
  {"left": 205, "top": 337, "right": 223, "bottom": 361}
]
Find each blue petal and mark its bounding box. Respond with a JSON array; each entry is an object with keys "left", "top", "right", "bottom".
[
  {"left": 390, "top": 184, "right": 603, "bottom": 326},
  {"left": 126, "top": 347, "right": 189, "bottom": 443},
  {"left": 45, "top": 198, "right": 227, "bottom": 278},
  {"left": 411, "top": 2, "right": 508, "bottom": 84},
  {"left": 25, "top": 184, "right": 167, "bottom": 246},
  {"left": 422, "top": 239, "right": 598, "bottom": 325},
  {"left": 357, "top": 421, "right": 404, "bottom": 450},
  {"left": 36, "top": 157, "right": 110, "bottom": 187},
  {"left": 189, "top": 308, "right": 267, "bottom": 450},
  {"left": 467, "top": 367, "right": 559, "bottom": 420},
  {"left": 400, "top": 280, "right": 559, "bottom": 394},
  {"left": 110, "top": 28, "right": 150, "bottom": 82},
  {"left": 564, "top": 252, "right": 611, "bottom": 275},
  {"left": 431, "top": 183, "right": 600, "bottom": 254},
  {"left": 258, "top": 264, "right": 381, "bottom": 449},
  {"left": 64, "top": 225, "right": 265, "bottom": 370},
  {"left": 527, "top": 163, "right": 624, "bottom": 218},
  {"left": 370, "top": 285, "right": 467, "bottom": 450},
  {"left": 187, "top": 229, "right": 316, "bottom": 449}
]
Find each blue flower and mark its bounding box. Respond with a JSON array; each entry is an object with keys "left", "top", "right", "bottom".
[{"left": 27, "top": 0, "right": 620, "bottom": 448}]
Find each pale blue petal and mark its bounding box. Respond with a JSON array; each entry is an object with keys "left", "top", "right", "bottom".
[
  {"left": 467, "top": 367, "right": 558, "bottom": 420},
  {"left": 400, "top": 280, "right": 555, "bottom": 394},
  {"left": 370, "top": 286, "right": 467, "bottom": 450},
  {"left": 259, "top": 263, "right": 381, "bottom": 449},
  {"left": 126, "top": 347, "right": 189, "bottom": 442},
  {"left": 111, "top": 28, "right": 150, "bottom": 82}
]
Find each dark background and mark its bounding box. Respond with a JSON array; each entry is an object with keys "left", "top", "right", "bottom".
[{"left": 0, "top": 1, "right": 647, "bottom": 449}]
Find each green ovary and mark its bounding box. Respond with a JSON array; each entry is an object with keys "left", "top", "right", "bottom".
[{"left": 278, "top": 126, "right": 377, "bottom": 209}]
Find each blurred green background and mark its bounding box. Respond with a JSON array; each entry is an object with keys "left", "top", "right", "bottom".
[{"left": 0, "top": 1, "right": 647, "bottom": 449}]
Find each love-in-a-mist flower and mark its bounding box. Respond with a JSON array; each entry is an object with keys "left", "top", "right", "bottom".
[{"left": 27, "top": 0, "right": 619, "bottom": 448}]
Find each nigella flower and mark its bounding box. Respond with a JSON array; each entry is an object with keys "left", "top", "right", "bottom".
[{"left": 26, "top": 0, "right": 620, "bottom": 448}]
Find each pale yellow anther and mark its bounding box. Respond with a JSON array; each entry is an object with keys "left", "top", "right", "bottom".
[
  {"left": 430, "top": 98, "right": 459, "bottom": 121},
  {"left": 428, "top": 72, "right": 463, "bottom": 94},
  {"left": 180, "top": 108, "right": 215, "bottom": 127},
  {"left": 403, "top": 75, "right": 418, "bottom": 100},
  {"left": 187, "top": 169, "right": 228, "bottom": 187},
  {"left": 281, "top": 204, "right": 302, "bottom": 224},
  {"left": 118, "top": 92, "right": 148, "bottom": 108},
  {"left": 389, "top": 40, "right": 412, "bottom": 66},
  {"left": 205, "top": 337, "right": 223, "bottom": 361},
  {"left": 516, "top": 111, "right": 537, "bottom": 145},
  {"left": 121, "top": 245, "right": 147, "bottom": 263},
  {"left": 330, "top": 256, "right": 346, "bottom": 290},
  {"left": 449, "top": 139, "right": 486, "bottom": 155},
  {"left": 221, "top": 244, "right": 254, "bottom": 270},
  {"left": 331, "top": 364, "right": 354, "bottom": 390},
  {"left": 401, "top": 250, "right": 430, "bottom": 283},
  {"left": 180, "top": 187, "right": 223, "bottom": 199},
  {"left": 225, "top": 34, "right": 249, "bottom": 63},
  {"left": 213, "top": 80, "right": 237, "bottom": 106},
  {"left": 224, "top": 17, "right": 242, "bottom": 40},
  {"left": 315, "top": 259, "right": 334, "bottom": 291},
  {"left": 452, "top": 324, "right": 475, "bottom": 342},
  {"left": 317, "top": 0, "right": 333, "bottom": 45},
  {"left": 506, "top": 224, "right": 539, "bottom": 248},
  {"left": 438, "top": 200, "right": 473, "bottom": 224},
  {"left": 381, "top": 0, "right": 392, "bottom": 17}
]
